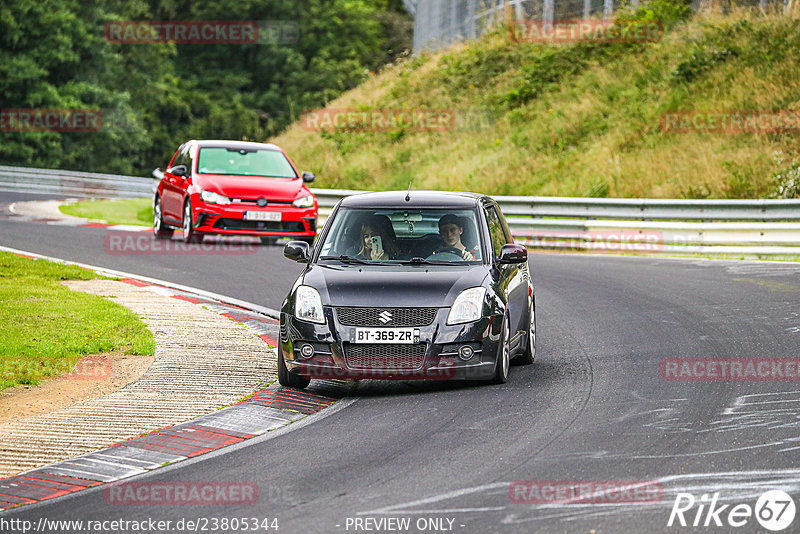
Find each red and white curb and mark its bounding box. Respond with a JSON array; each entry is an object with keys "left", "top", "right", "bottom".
[
  {"left": 0, "top": 248, "right": 347, "bottom": 511},
  {"left": 0, "top": 385, "right": 344, "bottom": 510}
]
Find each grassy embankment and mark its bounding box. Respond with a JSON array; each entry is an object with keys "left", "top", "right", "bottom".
[
  {"left": 62, "top": 4, "right": 800, "bottom": 224},
  {"left": 60, "top": 198, "right": 152, "bottom": 226},
  {"left": 0, "top": 252, "right": 155, "bottom": 389},
  {"left": 272, "top": 3, "right": 800, "bottom": 199}
]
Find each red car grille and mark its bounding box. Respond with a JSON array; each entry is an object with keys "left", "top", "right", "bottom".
[
  {"left": 344, "top": 344, "right": 426, "bottom": 371},
  {"left": 212, "top": 219, "right": 305, "bottom": 232}
]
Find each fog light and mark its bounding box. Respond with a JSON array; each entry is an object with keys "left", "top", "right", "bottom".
[
  {"left": 458, "top": 345, "right": 474, "bottom": 361},
  {"left": 300, "top": 344, "right": 315, "bottom": 359}
]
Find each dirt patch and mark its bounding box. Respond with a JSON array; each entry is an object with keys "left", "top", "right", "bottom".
[{"left": 0, "top": 351, "right": 154, "bottom": 425}]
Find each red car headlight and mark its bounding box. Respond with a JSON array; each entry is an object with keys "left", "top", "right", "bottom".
[
  {"left": 200, "top": 190, "right": 232, "bottom": 205},
  {"left": 292, "top": 194, "right": 315, "bottom": 208}
]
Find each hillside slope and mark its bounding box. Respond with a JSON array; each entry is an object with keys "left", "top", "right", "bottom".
[{"left": 270, "top": 2, "right": 800, "bottom": 199}]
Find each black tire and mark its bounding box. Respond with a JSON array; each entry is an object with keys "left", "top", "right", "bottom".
[
  {"left": 277, "top": 340, "right": 310, "bottom": 389},
  {"left": 259, "top": 237, "right": 278, "bottom": 246},
  {"left": 515, "top": 297, "right": 535, "bottom": 365},
  {"left": 153, "top": 196, "right": 174, "bottom": 239},
  {"left": 489, "top": 315, "right": 510, "bottom": 384},
  {"left": 181, "top": 199, "right": 202, "bottom": 243}
]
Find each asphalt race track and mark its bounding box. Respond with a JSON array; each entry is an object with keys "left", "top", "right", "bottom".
[{"left": 3, "top": 191, "right": 800, "bottom": 533}]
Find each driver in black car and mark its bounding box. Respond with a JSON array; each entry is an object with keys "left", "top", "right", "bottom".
[{"left": 437, "top": 214, "right": 479, "bottom": 261}]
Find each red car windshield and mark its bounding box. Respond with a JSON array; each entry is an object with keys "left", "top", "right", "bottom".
[{"left": 196, "top": 147, "right": 297, "bottom": 178}]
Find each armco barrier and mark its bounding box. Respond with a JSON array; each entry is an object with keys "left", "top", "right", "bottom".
[
  {"left": 3, "top": 166, "right": 799, "bottom": 257},
  {"left": 0, "top": 165, "right": 153, "bottom": 198}
]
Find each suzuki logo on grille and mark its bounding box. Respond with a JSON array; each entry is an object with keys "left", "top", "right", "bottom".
[{"left": 378, "top": 311, "right": 392, "bottom": 324}]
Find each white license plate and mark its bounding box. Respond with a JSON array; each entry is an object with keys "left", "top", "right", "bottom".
[
  {"left": 244, "top": 211, "right": 281, "bottom": 222},
  {"left": 351, "top": 328, "right": 418, "bottom": 344}
]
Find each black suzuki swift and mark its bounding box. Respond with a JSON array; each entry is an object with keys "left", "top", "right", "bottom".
[{"left": 278, "top": 190, "right": 535, "bottom": 388}]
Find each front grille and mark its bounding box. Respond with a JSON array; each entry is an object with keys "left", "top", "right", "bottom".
[
  {"left": 335, "top": 307, "right": 437, "bottom": 327},
  {"left": 344, "top": 343, "right": 426, "bottom": 370},
  {"left": 213, "top": 219, "right": 305, "bottom": 232},
  {"left": 232, "top": 198, "right": 294, "bottom": 205}
]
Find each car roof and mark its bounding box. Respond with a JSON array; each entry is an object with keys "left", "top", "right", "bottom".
[
  {"left": 339, "top": 190, "right": 490, "bottom": 208},
  {"left": 192, "top": 140, "right": 283, "bottom": 152}
]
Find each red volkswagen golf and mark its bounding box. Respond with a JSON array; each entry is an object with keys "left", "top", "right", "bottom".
[{"left": 153, "top": 140, "right": 318, "bottom": 244}]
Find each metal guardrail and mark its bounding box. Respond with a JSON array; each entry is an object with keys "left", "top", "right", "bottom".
[
  {"left": 0, "top": 165, "right": 153, "bottom": 198},
  {"left": 2, "top": 166, "right": 799, "bottom": 257}
]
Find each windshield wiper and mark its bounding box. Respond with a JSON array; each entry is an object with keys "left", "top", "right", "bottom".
[
  {"left": 402, "top": 257, "right": 434, "bottom": 265},
  {"left": 319, "top": 255, "right": 370, "bottom": 264},
  {"left": 400, "top": 257, "right": 453, "bottom": 265}
]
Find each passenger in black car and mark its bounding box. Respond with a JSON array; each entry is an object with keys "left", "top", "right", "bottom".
[{"left": 355, "top": 215, "right": 400, "bottom": 261}]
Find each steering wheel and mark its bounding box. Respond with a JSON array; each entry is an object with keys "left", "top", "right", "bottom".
[
  {"left": 428, "top": 246, "right": 466, "bottom": 260},
  {"left": 435, "top": 246, "right": 463, "bottom": 256}
]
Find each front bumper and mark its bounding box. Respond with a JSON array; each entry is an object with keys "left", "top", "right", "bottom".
[
  {"left": 280, "top": 308, "right": 503, "bottom": 381},
  {"left": 191, "top": 200, "right": 317, "bottom": 238}
]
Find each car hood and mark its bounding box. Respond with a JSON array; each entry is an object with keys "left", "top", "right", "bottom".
[
  {"left": 195, "top": 174, "right": 305, "bottom": 201},
  {"left": 303, "top": 264, "right": 490, "bottom": 307}
]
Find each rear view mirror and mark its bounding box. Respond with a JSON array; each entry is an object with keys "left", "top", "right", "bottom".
[
  {"left": 284, "top": 241, "right": 311, "bottom": 263},
  {"left": 169, "top": 165, "right": 188, "bottom": 177},
  {"left": 497, "top": 243, "right": 527, "bottom": 264},
  {"left": 301, "top": 171, "right": 316, "bottom": 183}
]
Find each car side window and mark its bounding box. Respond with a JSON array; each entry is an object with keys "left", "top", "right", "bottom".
[
  {"left": 179, "top": 143, "right": 193, "bottom": 175},
  {"left": 169, "top": 143, "right": 191, "bottom": 172},
  {"left": 484, "top": 204, "right": 509, "bottom": 259},
  {"left": 168, "top": 147, "right": 182, "bottom": 169}
]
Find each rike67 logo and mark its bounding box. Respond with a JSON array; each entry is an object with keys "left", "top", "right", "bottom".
[{"left": 668, "top": 490, "right": 796, "bottom": 531}]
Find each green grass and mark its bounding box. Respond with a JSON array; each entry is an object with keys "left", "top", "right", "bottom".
[
  {"left": 0, "top": 252, "right": 155, "bottom": 390},
  {"left": 271, "top": 3, "right": 800, "bottom": 199},
  {"left": 60, "top": 197, "right": 152, "bottom": 226}
]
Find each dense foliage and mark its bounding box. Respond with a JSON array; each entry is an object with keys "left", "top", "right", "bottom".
[
  {"left": 0, "top": 0, "right": 411, "bottom": 174},
  {"left": 273, "top": 2, "right": 800, "bottom": 199}
]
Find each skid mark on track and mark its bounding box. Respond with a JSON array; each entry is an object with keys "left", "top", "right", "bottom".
[
  {"left": 539, "top": 390, "right": 800, "bottom": 462},
  {"left": 357, "top": 469, "right": 800, "bottom": 526}
]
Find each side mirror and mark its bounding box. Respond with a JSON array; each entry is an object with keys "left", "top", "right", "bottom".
[
  {"left": 284, "top": 241, "right": 311, "bottom": 263},
  {"left": 301, "top": 171, "right": 316, "bottom": 183},
  {"left": 170, "top": 165, "right": 188, "bottom": 177},
  {"left": 497, "top": 243, "right": 527, "bottom": 264}
]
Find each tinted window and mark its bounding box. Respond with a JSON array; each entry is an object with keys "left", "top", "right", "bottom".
[
  {"left": 484, "top": 204, "right": 509, "bottom": 258},
  {"left": 196, "top": 147, "right": 297, "bottom": 177},
  {"left": 184, "top": 143, "right": 194, "bottom": 175},
  {"left": 318, "top": 207, "right": 483, "bottom": 263},
  {"left": 169, "top": 145, "right": 185, "bottom": 169}
]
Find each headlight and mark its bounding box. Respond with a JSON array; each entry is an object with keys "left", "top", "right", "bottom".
[
  {"left": 292, "top": 194, "right": 315, "bottom": 208},
  {"left": 447, "top": 287, "right": 486, "bottom": 325},
  {"left": 200, "top": 190, "right": 231, "bottom": 205},
  {"left": 295, "top": 285, "right": 324, "bottom": 324}
]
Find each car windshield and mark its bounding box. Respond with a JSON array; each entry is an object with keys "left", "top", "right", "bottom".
[
  {"left": 196, "top": 147, "right": 297, "bottom": 177},
  {"left": 318, "top": 207, "right": 484, "bottom": 264}
]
